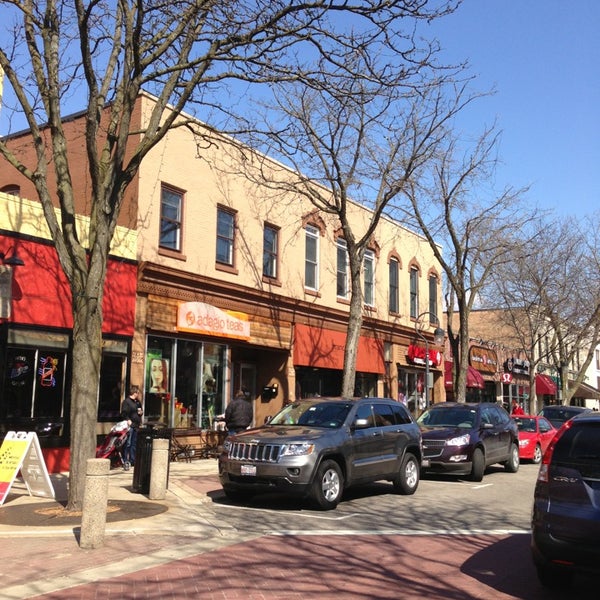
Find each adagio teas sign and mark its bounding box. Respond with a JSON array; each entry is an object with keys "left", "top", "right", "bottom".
[{"left": 177, "top": 301, "right": 250, "bottom": 340}]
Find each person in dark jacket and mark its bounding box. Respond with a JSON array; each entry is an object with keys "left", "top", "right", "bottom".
[
  {"left": 225, "top": 389, "right": 253, "bottom": 435},
  {"left": 120, "top": 384, "right": 143, "bottom": 470}
]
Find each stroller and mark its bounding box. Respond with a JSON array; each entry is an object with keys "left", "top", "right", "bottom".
[{"left": 96, "top": 420, "right": 130, "bottom": 468}]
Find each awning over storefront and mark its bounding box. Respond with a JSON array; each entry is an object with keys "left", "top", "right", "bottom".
[
  {"left": 293, "top": 323, "right": 385, "bottom": 374},
  {"left": 444, "top": 361, "right": 485, "bottom": 390},
  {"left": 535, "top": 374, "right": 557, "bottom": 396},
  {"left": 569, "top": 381, "right": 600, "bottom": 400}
]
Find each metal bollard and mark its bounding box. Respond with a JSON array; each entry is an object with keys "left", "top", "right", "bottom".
[
  {"left": 80, "top": 458, "right": 110, "bottom": 549},
  {"left": 149, "top": 438, "right": 169, "bottom": 500}
]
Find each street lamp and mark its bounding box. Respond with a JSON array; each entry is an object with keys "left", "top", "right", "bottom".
[
  {"left": 0, "top": 247, "right": 25, "bottom": 319},
  {"left": 414, "top": 311, "right": 445, "bottom": 410}
]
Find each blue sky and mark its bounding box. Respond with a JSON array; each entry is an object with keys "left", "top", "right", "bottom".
[{"left": 426, "top": 0, "right": 599, "bottom": 218}]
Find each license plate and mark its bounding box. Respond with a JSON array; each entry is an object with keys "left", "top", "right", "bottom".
[{"left": 240, "top": 464, "right": 256, "bottom": 476}]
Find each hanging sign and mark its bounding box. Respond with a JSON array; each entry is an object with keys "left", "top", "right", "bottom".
[{"left": 0, "top": 431, "right": 55, "bottom": 506}]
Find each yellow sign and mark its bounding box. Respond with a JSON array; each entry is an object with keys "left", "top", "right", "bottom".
[{"left": 0, "top": 431, "right": 55, "bottom": 506}]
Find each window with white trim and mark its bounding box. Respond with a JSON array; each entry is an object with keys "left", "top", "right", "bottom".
[
  {"left": 216, "top": 207, "right": 235, "bottom": 266},
  {"left": 160, "top": 186, "right": 183, "bottom": 251},
  {"left": 263, "top": 224, "right": 279, "bottom": 279},
  {"left": 389, "top": 258, "right": 399, "bottom": 313},
  {"left": 410, "top": 267, "right": 419, "bottom": 318},
  {"left": 364, "top": 250, "right": 375, "bottom": 307},
  {"left": 336, "top": 239, "right": 349, "bottom": 299},
  {"left": 305, "top": 225, "right": 319, "bottom": 290}
]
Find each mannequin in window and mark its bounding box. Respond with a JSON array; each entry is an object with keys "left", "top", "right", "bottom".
[{"left": 149, "top": 358, "right": 168, "bottom": 394}]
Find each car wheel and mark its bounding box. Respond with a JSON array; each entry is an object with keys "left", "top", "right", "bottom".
[
  {"left": 532, "top": 444, "right": 542, "bottom": 464},
  {"left": 393, "top": 452, "right": 419, "bottom": 495},
  {"left": 470, "top": 448, "right": 485, "bottom": 482},
  {"left": 311, "top": 459, "right": 343, "bottom": 510},
  {"left": 536, "top": 565, "right": 574, "bottom": 589},
  {"left": 504, "top": 443, "right": 520, "bottom": 473}
]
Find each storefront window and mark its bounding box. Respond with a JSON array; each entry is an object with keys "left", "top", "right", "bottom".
[
  {"left": 144, "top": 336, "right": 227, "bottom": 429},
  {"left": 1, "top": 346, "right": 65, "bottom": 434}
]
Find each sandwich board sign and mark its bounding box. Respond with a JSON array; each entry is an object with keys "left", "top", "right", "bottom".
[{"left": 0, "top": 431, "right": 55, "bottom": 506}]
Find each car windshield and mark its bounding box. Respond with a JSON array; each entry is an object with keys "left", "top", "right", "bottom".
[
  {"left": 268, "top": 400, "right": 353, "bottom": 428},
  {"left": 515, "top": 417, "right": 536, "bottom": 433},
  {"left": 417, "top": 408, "right": 476, "bottom": 428}
]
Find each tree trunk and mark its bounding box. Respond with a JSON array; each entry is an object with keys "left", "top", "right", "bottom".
[{"left": 66, "top": 294, "right": 103, "bottom": 511}]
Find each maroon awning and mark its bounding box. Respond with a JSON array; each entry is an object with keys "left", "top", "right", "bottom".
[
  {"left": 535, "top": 374, "right": 557, "bottom": 396},
  {"left": 444, "top": 362, "right": 485, "bottom": 390}
]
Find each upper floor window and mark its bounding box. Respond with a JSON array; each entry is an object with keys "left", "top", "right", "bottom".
[
  {"left": 389, "top": 258, "right": 399, "bottom": 314},
  {"left": 409, "top": 267, "right": 419, "bottom": 318},
  {"left": 0, "top": 184, "right": 21, "bottom": 198},
  {"left": 160, "top": 186, "right": 183, "bottom": 251},
  {"left": 305, "top": 225, "right": 319, "bottom": 290},
  {"left": 336, "top": 239, "right": 349, "bottom": 299},
  {"left": 428, "top": 274, "right": 438, "bottom": 322},
  {"left": 216, "top": 207, "right": 235, "bottom": 266},
  {"left": 364, "top": 250, "right": 375, "bottom": 307},
  {"left": 263, "top": 224, "right": 279, "bottom": 279}
]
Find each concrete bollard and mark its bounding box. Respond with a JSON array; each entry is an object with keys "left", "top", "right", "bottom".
[
  {"left": 80, "top": 458, "right": 110, "bottom": 549},
  {"left": 149, "top": 438, "right": 170, "bottom": 500}
]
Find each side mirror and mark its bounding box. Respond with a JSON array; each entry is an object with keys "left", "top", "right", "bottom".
[
  {"left": 264, "top": 415, "right": 272, "bottom": 424},
  {"left": 353, "top": 418, "right": 370, "bottom": 430}
]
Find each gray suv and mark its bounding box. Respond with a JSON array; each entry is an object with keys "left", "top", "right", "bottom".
[{"left": 218, "top": 397, "right": 422, "bottom": 510}]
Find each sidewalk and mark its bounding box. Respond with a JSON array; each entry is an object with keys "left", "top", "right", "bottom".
[{"left": 0, "top": 459, "right": 261, "bottom": 599}]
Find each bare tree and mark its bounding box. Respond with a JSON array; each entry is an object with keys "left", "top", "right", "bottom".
[
  {"left": 233, "top": 56, "right": 480, "bottom": 396},
  {"left": 0, "top": 1, "right": 460, "bottom": 510},
  {"left": 486, "top": 214, "right": 600, "bottom": 408},
  {"left": 392, "top": 126, "right": 534, "bottom": 402}
]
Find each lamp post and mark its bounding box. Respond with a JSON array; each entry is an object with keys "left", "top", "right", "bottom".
[{"left": 414, "top": 311, "right": 445, "bottom": 411}]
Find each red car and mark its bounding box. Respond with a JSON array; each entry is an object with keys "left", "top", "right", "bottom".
[{"left": 514, "top": 415, "right": 557, "bottom": 464}]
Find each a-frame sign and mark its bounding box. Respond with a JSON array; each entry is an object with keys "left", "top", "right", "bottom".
[{"left": 0, "top": 431, "right": 55, "bottom": 506}]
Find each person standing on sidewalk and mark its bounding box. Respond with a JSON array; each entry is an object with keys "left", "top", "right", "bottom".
[
  {"left": 225, "top": 389, "right": 253, "bottom": 435},
  {"left": 120, "top": 385, "right": 143, "bottom": 470}
]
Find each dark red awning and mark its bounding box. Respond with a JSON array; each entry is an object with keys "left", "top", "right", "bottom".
[
  {"left": 444, "top": 362, "right": 485, "bottom": 390},
  {"left": 536, "top": 374, "right": 557, "bottom": 396}
]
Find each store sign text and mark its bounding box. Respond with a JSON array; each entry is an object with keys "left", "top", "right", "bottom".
[{"left": 177, "top": 302, "right": 250, "bottom": 340}]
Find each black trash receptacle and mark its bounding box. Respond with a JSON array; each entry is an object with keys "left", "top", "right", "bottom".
[{"left": 132, "top": 425, "right": 172, "bottom": 493}]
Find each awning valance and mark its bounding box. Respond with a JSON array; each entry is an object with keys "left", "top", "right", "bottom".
[
  {"left": 444, "top": 361, "right": 486, "bottom": 390},
  {"left": 536, "top": 374, "right": 557, "bottom": 396}
]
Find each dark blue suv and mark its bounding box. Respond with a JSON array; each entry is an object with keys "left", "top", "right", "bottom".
[{"left": 531, "top": 411, "right": 600, "bottom": 588}]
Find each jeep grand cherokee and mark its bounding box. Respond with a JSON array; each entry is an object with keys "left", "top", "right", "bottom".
[{"left": 218, "top": 397, "right": 422, "bottom": 510}]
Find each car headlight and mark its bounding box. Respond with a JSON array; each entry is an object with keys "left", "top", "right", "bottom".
[
  {"left": 280, "top": 442, "right": 315, "bottom": 457},
  {"left": 223, "top": 439, "right": 232, "bottom": 452},
  {"left": 446, "top": 434, "right": 470, "bottom": 447}
]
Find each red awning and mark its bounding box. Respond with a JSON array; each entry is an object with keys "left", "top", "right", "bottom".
[
  {"left": 293, "top": 323, "right": 385, "bottom": 374},
  {"left": 535, "top": 374, "right": 557, "bottom": 396},
  {"left": 444, "top": 362, "right": 486, "bottom": 390}
]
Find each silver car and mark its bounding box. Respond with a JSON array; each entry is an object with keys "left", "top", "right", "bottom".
[{"left": 218, "top": 397, "right": 422, "bottom": 509}]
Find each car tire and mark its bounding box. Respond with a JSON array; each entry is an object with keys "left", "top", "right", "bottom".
[
  {"left": 311, "top": 459, "right": 343, "bottom": 510},
  {"left": 536, "top": 565, "right": 574, "bottom": 589},
  {"left": 393, "top": 452, "right": 419, "bottom": 495},
  {"left": 504, "top": 443, "right": 520, "bottom": 473},
  {"left": 223, "top": 488, "right": 254, "bottom": 503},
  {"left": 470, "top": 448, "right": 485, "bottom": 482},
  {"left": 532, "top": 444, "right": 542, "bottom": 464}
]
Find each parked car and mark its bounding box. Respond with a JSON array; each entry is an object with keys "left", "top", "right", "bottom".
[
  {"left": 417, "top": 402, "right": 520, "bottom": 482},
  {"left": 513, "top": 415, "right": 557, "bottom": 464},
  {"left": 218, "top": 397, "right": 422, "bottom": 510},
  {"left": 538, "top": 405, "right": 591, "bottom": 429},
  {"left": 531, "top": 411, "right": 600, "bottom": 588}
]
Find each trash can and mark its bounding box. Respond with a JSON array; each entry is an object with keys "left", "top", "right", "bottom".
[{"left": 132, "top": 425, "right": 172, "bottom": 493}]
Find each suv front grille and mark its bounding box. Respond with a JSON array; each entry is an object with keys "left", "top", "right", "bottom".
[{"left": 229, "top": 442, "right": 281, "bottom": 462}]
